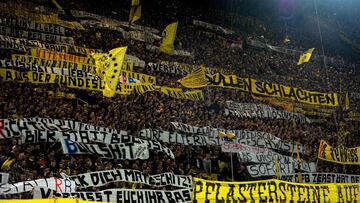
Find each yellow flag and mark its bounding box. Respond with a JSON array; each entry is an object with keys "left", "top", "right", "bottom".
[
  {"left": 160, "top": 22, "right": 178, "bottom": 55},
  {"left": 274, "top": 156, "right": 279, "bottom": 179},
  {"left": 131, "top": 0, "right": 140, "bottom": 6},
  {"left": 129, "top": 5, "right": 141, "bottom": 23},
  {"left": 296, "top": 143, "right": 303, "bottom": 183},
  {"left": 178, "top": 66, "right": 207, "bottom": 88},
  {"left": 218, "top": 131, "right": 227, "bottom": 139},
  {"left": 345, "top": 92, "right": 350, "bottom": 110},
  {"left": 226, "top": 132, "right": 236, "bottom": 139},
  {"left": 297, "top": 48, "right": 314, "bottom": 65},
  {"left": 93, "top": 47, "right": 128, "bottom": 97},
  {"left": 284, "top": 35, "right": 290, "bottom": 43}
]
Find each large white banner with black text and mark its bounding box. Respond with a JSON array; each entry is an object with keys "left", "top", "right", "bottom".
[
  {"left": 0, "top": 177, "right": 75, "bottom": 194},
  {"left": 34, "top": 187, "right": 192, "bottom": 203},
  {"left": 64, "top": 169, "right": 192, "bottom": 188},
  {"left": 225, "top": 101, "right": 310, "bottom": 123}
]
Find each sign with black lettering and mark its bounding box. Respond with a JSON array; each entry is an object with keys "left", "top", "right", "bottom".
[
  {"left": 0, "top": 18, "right": 66, "bottom": 35},
  {"left": 60, "top": 138, "right": 149, "bottom": 160},
  {"left": 0, "top": 177, "right": 75, "bottom": 194},
  {"left": 139, "top": 129, "right": 221, "bottom": 146},
  {"left": 279, "top": 173, "right": 360, "bottom": 184},
  {"left": 147, "top": 62, "right": 190, "bottom": 76},
  {"left": 225, "top": 101, "right": 310, "bottom": 123},
  {"left": 247, "top": 162, "right": 316, "bottom": 177},
  {"left": 34, "top": 187, "right": 192, "bottom": 203},
  {"left": 193, "top": 178, "right": 360, "bottom": 202},
  {"left": 0, "top": 26, "right": 73, "bottom": 44},
  {"left": 318, "top": 139, "right": 360, "bottom": 165},
  {"left": 64, "top": 169, "right": 192, "bottom": 188}
]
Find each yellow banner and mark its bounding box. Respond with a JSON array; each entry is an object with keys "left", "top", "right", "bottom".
[
  {"left": 16, "top": 11, "right": 84, "bottom": 30},
  {"left": 251, "top": 95, "right": 334, "bottom": 117},
  {"left": 193, "top": 178, "right": 360, "bottom": 202},
  {"left": 0, "top": 69, "right": 132, "bottom": 94},
  {"left": 12, "top": 54, "right": 134, "bottom": 73},
  {"left": 180, "top": 71, "right": 338, "bottom": 106},
  {"left": 206, "top": 72, "right": 251, "bottom": 91},
  {"left": 318, "top": 140, "right": 360, "bottom": 165},
  {"left": 0, "top": 69, "right": 203, "bottom": 101},
  {"left": 251, "top": 79, "right": 338, "bottom": 106},
  {"left": 160, "top": 86, "right": 204, "bottom": 101},
  {"left": 30, "top": 48, "right": 96, "bottom": 65}
]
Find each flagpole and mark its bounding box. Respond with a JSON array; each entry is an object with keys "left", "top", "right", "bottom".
[{"left": 230, "top": 153, "right": 234, "bottom": 181}]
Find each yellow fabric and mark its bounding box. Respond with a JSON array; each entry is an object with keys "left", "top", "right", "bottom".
[
  {"left": 129, "top": 5, "right": 141, "bottom": 23},
  {"left": 160, "top": 86, "right": 204, "bottom": 101},
  {"left": 297, "top": 48, "right": 315, "bottom": 65},
  {"left": 0, "top": 69, "right": 203, "bottom": 101},
  {"left": 51, "top": 0, "right": 63, "bottom": 10},
  {"left": 1, "top": 159, "right": 13, "bottom": 171},
  {"left": 30, "top": 49, "right": 96, "bottom": 65},
  {"left": 193, "top": 178, "right": 360, "bottom": 202},
  {"left": 345, "top": 92, "right": 350, "bottom": 110},
  {"left": 318, "top": 139, "right": 360, "bottom": 165},
  {"left": 178, "top": 67, "right": 207, "bottom": 88},
  {"left": 180, "top": 72, "right": 338, "bottom": 106},
  {"left": 97, "top": 47, "right": 128, "bottom": 97},
  {"left": 226, "top": 132, "right": 236, "bottom": 139},
  {"left": 284, "top": 35, "right": 290, "bottom": 43},
  {"left": 160, "top": 22, "right": 178, "bottom": 55},
  {"left": 274, "top": 156, "right": 279, "bottom": 179},
  {"left": 218, "top": 131, "right": 227, "bottom": 139},
  {"left": 12, "top": 54, "right": 97, "bottom": 74},
  {"left": 250, "top": 79, "right": 338, "bottom": 107},
  {"left": 131, "top": 0, "right": 140, "bottom": 6}
]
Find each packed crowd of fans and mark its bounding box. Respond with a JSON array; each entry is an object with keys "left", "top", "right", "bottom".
[{"left": 0, "top": 0, "right": 359, "bottom": 200}]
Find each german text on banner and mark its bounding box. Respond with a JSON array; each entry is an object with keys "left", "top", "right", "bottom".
[
  {"left": 318, "top": 139, "right": 360, "bottom": 165},
  {"left": 66, "top": 169, "right": 192, "bottom": 188},
  {"left": 192, "top": 178, "right": 360, "bottom": 202},
  {"left": 34, "top": 187, "right": 192, "bottom": 203},
  {"left": 60, "top": 138, "right": 149, "bottom": 160}
]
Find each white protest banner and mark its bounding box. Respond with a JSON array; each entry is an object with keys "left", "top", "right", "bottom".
[
  {"left": 125, "top": 54, "right": 145, "bottom": 68},
  {"left": 171, "top": 122, "right": 277, "bottom": 139},
  {"left": 1, "top": 118, "right": 173, "bottom": 158},
  {"left": 1, "top": 60, "right": 96, "bottom": 79},
  {"left": 222, "top": 142, "right": 312, "bottom": 168},
  {"left": 0, "top": 119, "right": 71, "bottom": 138},
  {"left": 247, "top": 161, "right": 316, "bottom": 177},
  {"left": 70, "top": 10, "right": 103, "bottom": 21},
  {"left": 279, "top": 173, "right": 360, "bottom": 184},
  {"left": 60, "top": 138, "right": 149, "bottom": 160},
  {"left": 170, "top": 122, "right": 305, "bottom": 154},
  {"left": 225, "top": 101, "right": 310, "bottom": 123},
  {"left": 146, "top": 45, "right": 193, "bottom": 58},
  {"left": 0, "top": 18, "right": 66, "bottom": 35},
  {"left": 0, "top": 118, "right": 125, "bottom": 138},
  {"left": 34, "top": 187, "right": 192, "bottom": 203},
  {"left": 0, "top": 26, "right": 74, "bottom": 44},
  {"left": 0, "top": 177, "right": 75, "bottom": 194},
  {"left": 146, "top": 62, "right": 190, "bottom": 76},
  {"left": 139, "top": 129, "right": 221, "bottom": 146},
  {"left": 193, "top": 20, "right": 235, "bottom": 35},
  {"left": 66, "top": 169, "right": 192, "bottom": 188},
  {"left": 0, "top": 172, "right": 9, "bottom": 185},
  {"left": 0, "top": 34, "right": 100, "bottom": 55},
  {"left": 221, "top": 141, "right": 269, "bottom": 154}
]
